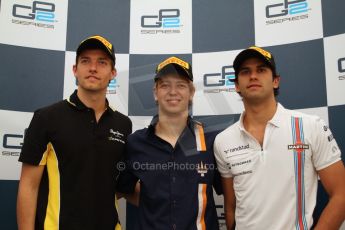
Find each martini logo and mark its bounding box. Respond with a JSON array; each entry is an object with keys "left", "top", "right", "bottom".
[
  {"left": 12, "top": 1, "right": 56, "bottom": 28},
  {"left": 141, "top": 9, "right": 181, "bottom": 34},
  {"left": 288, "top": 143, "right": 309, "bottom": 151},
  {"left": 203, "top": 65, "right": 236, "bottom": 93},
  {"left": 265, "top": 0, "right": 310, "bottom": 25}
]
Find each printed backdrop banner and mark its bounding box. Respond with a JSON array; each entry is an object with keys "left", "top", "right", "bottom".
[{"left": 1, "top": 0, "right": 345, "bottom": 229}]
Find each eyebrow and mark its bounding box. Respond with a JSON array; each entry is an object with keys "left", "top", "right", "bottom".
[
  {"left": 239, "top": 64, "right": 269, "bottom": 70},
  {"left": 257, "top": 64, "right": 269, "bottom": 68},
  {"left": 159, "top": 79, "right": 188, "bottom": 83},
  {"left": 79, "top": 56, "right": 109, "bottom": 61}
]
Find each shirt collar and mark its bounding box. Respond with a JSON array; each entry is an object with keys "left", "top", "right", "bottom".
[
  {"left": 147, "top": 115, "right": 204, "bottom": 153},
  {"left": 239, "top": 102, "right": 285, "bottom": 131},
  {"left": 148, "top": 115, "right": 196, "bottom": 134},
  {"left": 268, "top": 103, "right": 285, "bottom": 127},
  {"left": 66, "top": 90, "right": 115, "bottom": 114}
]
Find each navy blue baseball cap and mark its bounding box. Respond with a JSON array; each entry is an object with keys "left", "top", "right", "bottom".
[
  {"left": 155, "top": 56, "right": 193, "bottom": 82},
  {"left": 232, "top": 46, "right": 277, "bottom": 81},
  {"left": 77, "top": 35, "right": 115, "bottom": 65}
]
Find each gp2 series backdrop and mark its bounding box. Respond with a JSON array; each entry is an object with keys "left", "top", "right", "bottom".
[{"left": 1, "top": 0, "right": 345, "bottom": 229}]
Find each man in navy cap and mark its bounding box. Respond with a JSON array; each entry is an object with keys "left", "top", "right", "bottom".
[
  {"left": 214, "top": 46, "right": 345, "bottom": 230},
  {"left": 17, "top": 35, "right": 132, "bottom": 230},
  {"left": 117, "top": 56, "right": 222, "bottom": 230}
]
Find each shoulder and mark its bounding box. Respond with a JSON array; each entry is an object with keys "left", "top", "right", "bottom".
[
  {"left": 282, "top": 107, "right": 325, "bottom": 126},
  {"left": 127, "top": 127, "right": 149, "bottom": 142},
  {"left": 36, "top": 100, "right": 66, "bottom": 112},
  {"left": 107, "top": 110, "right": 132, "bottom": 134},
  {"left": 33, "top": 100, "right": 67, "bottom": 119},
  {"left": 112, "top": 110, "right": 132, "bottom": 124},
  {"left": 214, "top": 121, "right": 241, "bottom": 145},
  {"left": 25, "top": 100, "right": 67, "bottom": 133},
  {"left": 190, "top": 117, "right": 224, "bottom": 141}
]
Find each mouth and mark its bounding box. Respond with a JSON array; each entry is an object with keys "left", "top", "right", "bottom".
[
  {"left": 247, "top": 84, "right": 261, "bottom": 89},
  {"left": 166, "top": 99, "right": 181, "bottom": 103},
  {"left": 86, "top": 75, "right": 100, "bottom": 81}
]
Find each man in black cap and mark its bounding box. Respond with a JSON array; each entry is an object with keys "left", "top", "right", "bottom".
[
  {"left": 214, "top": 46, "right": 345, "bottom": 230},
  {"left": 17, "top": 35, "right": 132, "bottom": 230},
  {"left": 117, "top": 56, "right": 222, "bottom": 229}
]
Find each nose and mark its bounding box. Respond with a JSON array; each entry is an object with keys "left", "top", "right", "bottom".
[
  {"left": 89, "top": 61, "right": 97, "bottom": 72},
  {"left": 168, "top": 85, "right": 178, "bottom": 95},
  {"left": 249, "top": 71, "right": 258, "bottom": 80}
]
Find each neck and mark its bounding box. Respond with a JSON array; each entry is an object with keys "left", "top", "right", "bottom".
[
  {"left": 243, "top": 98, "right": 277, "bottom": 127},
  {"left": 156, "top": 112, "right": 188, "bottom": 137},
  {"left": 77, "top": 88, "right": 107, "bottom": 119}
]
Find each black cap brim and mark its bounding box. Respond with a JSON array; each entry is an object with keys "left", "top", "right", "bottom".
[
  {"left": 154, "top": 63, "right": 193, "bottom": 82},
  {"left": 232, "top": 48, "right": 276, "bottom": 81},
  {"left": 77, "top": 38, "right": 115, "bottom": 63},
  {"left": 234, "top": 49, "right": 272, "bottom": 71}
]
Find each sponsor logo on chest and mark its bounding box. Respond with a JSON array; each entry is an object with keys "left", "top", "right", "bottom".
[
  {"left": 108, "top": 129, "right": 125, "bottom": 144},
  {"left": 197, "top": 161, "right": 208, "bottom": 177},
  {"left": 288, "top": 143, "right": 309, "bottom": 151},
  {"left": 224, "top": 144, "right": 250, "bottom": 154}
]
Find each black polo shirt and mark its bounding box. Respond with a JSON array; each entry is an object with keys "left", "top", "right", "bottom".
[
  {"left": 117, "top": 116, "right": 222, "bottom": 230},
  {"left": 19, "top": 90, "right": 132, "bottom": 230}
]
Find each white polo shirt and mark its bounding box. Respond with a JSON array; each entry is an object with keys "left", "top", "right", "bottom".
[{"left": 214, "top": 103, "right": 341, "bottom": 230}]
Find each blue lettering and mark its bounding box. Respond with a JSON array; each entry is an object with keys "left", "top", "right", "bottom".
[
  {"left": 36, "top": 11, "right": 55, "bottom": 22},
  {"left": 289, "top": 2, "right": 308, "bottom": 15}
]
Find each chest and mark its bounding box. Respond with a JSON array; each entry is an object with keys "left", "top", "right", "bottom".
[
  {"left": 222, "top": 127, "right": 315, "bottom": 182},
  {"left": 129, "top": 136, "right": 217, "bottom": 190},
  {"left": 47, "top": 113, "right": 127, "bottom": 165}
]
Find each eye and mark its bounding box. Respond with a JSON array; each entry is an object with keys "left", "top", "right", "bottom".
[
  {"left": 159, "top": 83, "right": 169, "bottom": 89},
  {"left": 239, "top": 69, "right": 250, "bottom": 76},
  {"left": 257, "top": 67, "right": 266, "bottom": 73},
  {"left": 98, "top": 60, "right": 108, "bottom": 65},
  {"left": 177, "top": 83, "right": 188, "bottom": 89},
  {"left": 80, "top": 59, "right": 89, "bottom": 64}
]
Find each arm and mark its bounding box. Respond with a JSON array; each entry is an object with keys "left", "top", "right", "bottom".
[
  {"left": 116, "top": 181, "right": 140, "bottom": 206},
  {"left": 221, "top": 177, "right": 236, "bottom": 230},
  {"left": 17, "top": 163, "right": 44, "bottom": 230},
  {"left": 314, "top": 160, "right": 345, "bottom": 230}
]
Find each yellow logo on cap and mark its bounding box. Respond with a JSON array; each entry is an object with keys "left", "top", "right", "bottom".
[
  {"left": 157, "top": 56, "right": 190, "bottom": 72},
  {"left": 249, "top": 46, "right": 272, "bottom": 59},
  {"left": 89, "top": 35, "right": 113, "bottom": 51}
]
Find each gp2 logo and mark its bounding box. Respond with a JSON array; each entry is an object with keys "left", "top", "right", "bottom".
[
  {"left": 141, "top": 9, "right": 180, "bottom": 28},
  {"left": 2, "top": 130, "right": 27, "bottom": 150},
  {"left": 12, "top": 1, "right": 55, "bottom": 23},
  {"left": 204, "top": 66, "right": 235, "bottom": 87},
  {"left": 338, "top": 57, "right": 345, "bottom": 73},
  {"left": 266, "top": 0, "right": 308, "bottom": 18}
]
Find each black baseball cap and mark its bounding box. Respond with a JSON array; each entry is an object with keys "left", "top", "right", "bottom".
[
  {"left": 232, "top": 46, "right": 277, "bottom": 81},
  {"left": 155, "top": 56, "right": 193, "bottom": 82},
  {"left": 76, "top": 35, "right": 115, "bottom": 64}
]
